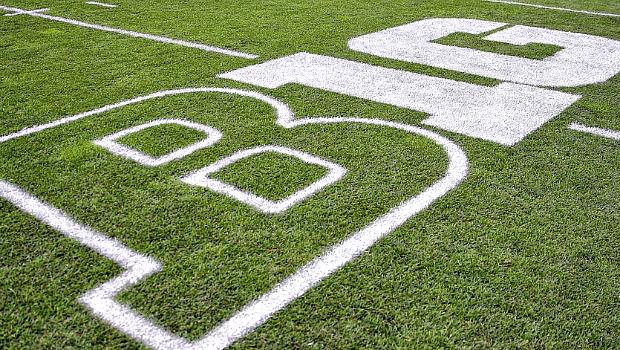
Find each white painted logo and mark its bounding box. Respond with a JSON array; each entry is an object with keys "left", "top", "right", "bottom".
[
  {"left": 220, "top": 18, "right": 620, "bottom": 146},
  {"left": 1, "top": 11, "right": 618, "bottom": 350},
  {"left": 0, "top": 87, "right": 468, "bottom": 349}
]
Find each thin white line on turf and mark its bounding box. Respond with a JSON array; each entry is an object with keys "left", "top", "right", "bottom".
[
  {"left": 568, "top": 123, "right": 620, "bottom": 141},
  {"left": 3, "top": 7, "right": 47, "bottom": 16},
  {"left": 483, "top": 0, "right": 620, "bottom": 18},
  {"left": 0, "top": 88, "right": 258, "bottom": 144},
  {"left": 0, "top": 88, "right": 468, "bottom": 350},
  {"left": 0, "top": 5, "right": 258, "bottom": 59},
  {"left": 85, "top": 1, "right": 117, "bottom": 8},
  {"left": 94, "top": 119, "right": 223, "bottom": 167},
  {"left": 0, "top": 180, "right": 191, "bottom": 349},
  {"left": 181, "top": 145, "right": 347, "bottom": 214}
]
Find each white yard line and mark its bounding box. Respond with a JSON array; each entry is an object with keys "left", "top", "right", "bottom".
[
  {"left": 483, "top": 0, "right": 620, "bottom": 18},
  {"left": 569, "top": 123, "right": 620, "bottom": 141},
  {"left": 85, "top": 1, "right": 118, "bottom": 8},
  {"left": 3, "top": 7, "right": 47, "bottom": 16},
  {"left": 0, "top": 5, "right": 258, "bottom": 59}
]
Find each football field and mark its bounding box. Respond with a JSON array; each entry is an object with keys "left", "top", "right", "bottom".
[{"left": 1, "top": 0, "right": 619, "bottom": 348}]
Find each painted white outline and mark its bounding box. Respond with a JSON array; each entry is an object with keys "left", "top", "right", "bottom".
[
  {"left": 0, "top": 5, "right": 257, "bottom": 59},
  {"left": 94, "top": 119, "right": 222, "bottom": 167},
  {"left": 0, "top": 180, "right": 188, "bottom": 348},
  {"left": 483, "top": 0, "right": 620, "bottom": 18},
  {"left": 0, "top": 88, "right": 252, "bottom": 144},
  {"left": 182, "top": 145, "right": 347, "bottom": 214},
  {"left": 85, "top": 1, "right": 117, "bottom": 8},
  {"left": 569, "top": 122, "right": 620, "bottom": 141},
  {"left": 3, "top": 7, "right": 47, "bottom": 16},
  {"left": 0, "top": 88, "right": 467, "bottom": 349}
]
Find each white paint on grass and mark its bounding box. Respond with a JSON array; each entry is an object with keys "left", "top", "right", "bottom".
[
  {"left": 94, "top": 119, "right": 222, "bottom": 167},
  {"left": 0, "top": 88, "right": 253, "bottom": 144},
  {"left": 181, "top": 145, "right": 347, "bottom": 214},
  {"left": 3, "top": 7, "right": 47, "bottom": 16},
  {"left": 0, "top": 5, "right": 257, "bottom": 59},
  {"left": 219, "top": 52, "right": 580, "bottom": 146},
  {"left": 0, "top": 88, "right": 468, "bottom": 349},
  {"left": 483, "top": 0, "right": 620, "bottom": 18},
  {"left": 191, "top": 115, "right": 467, "bottom": 350},
  {"left": 348, "top": 18, "right": 620, "bottom": 87},
  {"left": 0, "top": 180, "right": 191, "bottom": 349},
  {"left": 569, "top": 123, "right": 620, "bottom": 141},
  {"left": 85, "top": 1, "right": 118, "bottom": 8}
]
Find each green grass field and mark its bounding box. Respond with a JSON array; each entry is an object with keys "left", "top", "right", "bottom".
[{"left": 1, "top": 0, "right": 619, "bottom": 349}]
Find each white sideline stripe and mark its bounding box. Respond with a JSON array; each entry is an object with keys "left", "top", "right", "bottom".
[
  {"left": 569, "top": 123, "right": 620, "bottom": 141},
  {"left": 483, "top": 0, "right": 620, "bottom": 18},
  {"left": 0, "top": 5, "right": 258, "bottom": 59},
  {"left": 3, "top": 7, "right": 47, "bottom": 16},
  {"left": 85, "top": 1, "right": 117, "bottom": 8},
  {"left": 0, "top": 88, "right": 468, "bottom": 350}
]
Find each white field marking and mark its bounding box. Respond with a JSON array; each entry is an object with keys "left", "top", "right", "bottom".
[
  {"left": 219, "top": 52, "right": 580, "bottom": 146},
  {"left": 3, "top": 7, "right": 47, "bottom": 16},
  {"left": 483, "top": 0, "right": 620, "bottom": 18},
  {"left": 0, "top": 5, "right": 257, "bottom": 59},
  {"left": 0, "top": 180, "right": 191, "bottom": 349},
  {"left": 568, "top": 123, "right": 620, "bottom": 141},
  {"left": 0, "top": 88, "right": 468, "bottom": 349},
  {"left": 0, "top": 88, "right": 264, "bottom": 144},
  {"left": 85, "top": 1, "right": 117, "bottom": 8},
  {"left": 348, "top": 18, "right": 620, "bottom": 87},
  {"left": 94, "top": 119, "right": 222, "bottom": 167},
  {"left": 181, "top": 145, "right": 347, "bottom": 214}
]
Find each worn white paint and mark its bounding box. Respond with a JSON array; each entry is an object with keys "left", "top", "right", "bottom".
[
  {"left": 85, "top": 1, "right": 118, "bottom": 8},
  {"left": 3, "top": 7, "right": 47, "bottom": 16},
  {"left": 94, "top": 119, "right": 222, "bottom": 167},
  {"left": 569, "top": 122, "right": 620, "bottom": 141},
  {"left": 0, "top": 5, "right": 257, "bottom": 59},
  {"left": 182, "top": 145, "right": 346, "bottom": 214},
  {"left": 0, "top": 88, "right": 468, "bottom": 349},
  {"left": 348, "top": 18, "right": 620, "bottom": 87},
  {"left": 484, "top": 0, "right": 620, "bottom": 18},
  {"left": 219, "top": 52, "right": 580, "bottom": 146}
]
